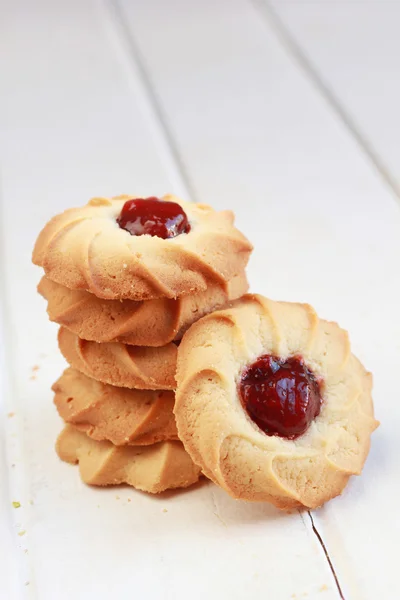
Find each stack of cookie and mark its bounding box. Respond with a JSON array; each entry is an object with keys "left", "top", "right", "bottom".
[{"left": 33, "top": 195, "right": 252, "bottom": 494}]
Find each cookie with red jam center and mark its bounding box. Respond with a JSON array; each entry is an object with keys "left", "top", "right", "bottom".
[{"left": 175, "top": 294, "right": 378, "bottom": 509}]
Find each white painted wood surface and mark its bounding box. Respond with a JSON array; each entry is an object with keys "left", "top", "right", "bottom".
[
  {"left": 270, "top": 0, "right": 400, "bottom": 196},
  {"left": 0, "top": 1, "right": 399, "bottom": 598}
]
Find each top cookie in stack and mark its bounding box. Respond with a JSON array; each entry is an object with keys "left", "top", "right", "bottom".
[{"left": 33, "top": 195, "right": 252, "bottom": 348}]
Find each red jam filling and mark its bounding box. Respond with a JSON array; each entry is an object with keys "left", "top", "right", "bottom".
[
  {"left": 239, "top": 355, "right": 322, "bottom": 439},
  {"left": 117, "top": 197, "right": 191, "bottom": 239}
]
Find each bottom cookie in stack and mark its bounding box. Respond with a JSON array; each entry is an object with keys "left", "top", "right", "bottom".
[
  {"left": 53, "top": 368, "right": 202, "bottom": 493},
  {"left": 57, "top": 426, "right": 201, "bottom": 493}
]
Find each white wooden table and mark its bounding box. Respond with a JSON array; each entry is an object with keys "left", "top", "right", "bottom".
[{"left": 1, "top": 1, "right": 399, "bottom": 598}]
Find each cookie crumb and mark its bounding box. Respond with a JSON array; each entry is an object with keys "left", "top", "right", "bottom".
[
  {"left": 115, "top": 495, "right": 120, "bottom": 500},
  {"left": 32, "top": 365, "right": 40, "bottom": 372},
  {"left": 127, "top": 498, "right": 131, "bottom": 503},
  {"left": 7, "top": 412, "right": 15, "bottom": 418},
  {"left": 18, "top": 530, "right": 26, "bottom": 537},
  {"left": 320, "top": 585, "right": 328, "bottom": 592},
  {"left": 12, "top": 501, "right": 21, "bottom": 509},
  {"left": 163, "top": 509, "right": 168, "bottom": 513}
]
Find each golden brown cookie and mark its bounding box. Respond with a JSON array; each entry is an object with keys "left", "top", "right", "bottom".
[
  {"left": 56, "top": 425, "right": 201, "bottom": 493},
  {"left": 175, "top": 294, "right": 378, "bottom": 509},
  {"left": 58, "top": 327, "right": 176, "bottom": 390},
  {"left": 33, "top": 195, "right": 252, "bottom": 300},
  {"left": 53, "top": 368, "right": 178, "bottom": 446},
  {"left": 39, "top": 271, "right": 248, "bottom": 346}
]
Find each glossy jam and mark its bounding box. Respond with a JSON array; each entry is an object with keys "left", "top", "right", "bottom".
[
  {"left": 117, "top": 197, "right": 191, "bottom": 239},
  {"left": 239, "top": 355, "right": 322, "bottom": 439}
]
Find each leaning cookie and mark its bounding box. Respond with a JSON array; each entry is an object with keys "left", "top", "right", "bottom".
[
  {"left": 39, "top": 272, "right": 248, "bottom": 346},
  {"left": 58, "top": 327, "right": 177, "bottom": 390},
  {"left": 175, "top": 294, "right": 378, "bottom": 509},
  {"left": 53, "top": 368, "right": 178, "bottom": 446},
  {"left": 56, "top": 425, "right": 201, "bottom": 493},
  {"left": 33, "top": 195, "right": 252, "bottom": 300}
]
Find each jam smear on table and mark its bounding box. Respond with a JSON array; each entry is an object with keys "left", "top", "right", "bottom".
[
  {"left": 117, "top": 197, "right": 191, "bottom": 239},
  {"left": 239, "top": 355, "right": 322, "bottom": 439}
]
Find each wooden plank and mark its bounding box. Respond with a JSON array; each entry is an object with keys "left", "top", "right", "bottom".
[
  {"left": 118, "top": 1, "right": 400, "bottom": 598},
  {"left": 0, "top": 1, "right": 337, "bottom": 599},
  {"left": 268, "top": 0, "right": 400, "bottom": 197}
]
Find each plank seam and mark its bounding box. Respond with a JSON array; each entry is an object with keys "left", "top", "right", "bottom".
[
  {"left": 252, "top": 0, "right": 400, "bottom": 207},
  {"left": 100, "top": 0, "right": 199, "bottom": 202},
  {"left": 308, "top": 511, "right": 345, "bottom": 600}
]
